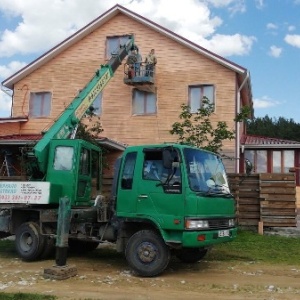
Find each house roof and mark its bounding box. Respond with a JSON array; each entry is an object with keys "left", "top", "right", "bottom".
[
  {"left": 241, "top": 134, "right": 300, "bottom": 149},
  {"left": 0, "top": 117, "right": 28, "bottom": 123},
  {"left": 1, "top": 4, "right": 252, "bottom": 106},
  {"left": 0, "top": 134, "right": 127, "bottom": 151}
]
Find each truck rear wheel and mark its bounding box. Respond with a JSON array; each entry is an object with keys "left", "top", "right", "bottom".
[
  {"left": 176, "top": 248, "right": 208, "bottom": 263},
  {"left": 15, "top": 222, "right": 45, "bottom": 261},
  {"left": 125, "top": 230, "right": 170, "bottom": 277}
]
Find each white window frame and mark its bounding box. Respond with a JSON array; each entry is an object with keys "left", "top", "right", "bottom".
[
  {"left": 188, "top": 85, "right": 215, "bottom": 113},
  {"left": 132, "top": 89, "right": 157, "bottom": 115},
  {"left": 29, "top": 91, "right": 52, "bottom": 118}
]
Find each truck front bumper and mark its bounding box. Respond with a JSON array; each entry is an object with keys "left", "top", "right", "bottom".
[{"left": 181, "top": 227, "right": 237, "bottom": 247}]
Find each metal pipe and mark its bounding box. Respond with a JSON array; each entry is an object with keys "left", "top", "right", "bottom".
[{"left": 236, "top": 71, "right": 250, "bottom": 173}]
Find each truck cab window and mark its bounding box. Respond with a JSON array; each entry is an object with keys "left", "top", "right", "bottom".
[
  {"left": 121, "top": 152, "right": 137, "bottom": 189},
  {"left": 143, "top": 150, "right": 182, "bottom": 186},
  {"left": 53, "top": 146, "right": 74, "bottom": 171},
  {"left": 79, "top": 148, "right": 90, "bottom": 175}
]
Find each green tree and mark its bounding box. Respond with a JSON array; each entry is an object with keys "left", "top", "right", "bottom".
[
  {"left": 247, "top": 115, "right": 300, "bottom": 141},
  {"left": 170, "top": 97, "right": 248, "bottom": 153},
  {"left": 75, "top": 113, "right": 104, "bottom": 145}
]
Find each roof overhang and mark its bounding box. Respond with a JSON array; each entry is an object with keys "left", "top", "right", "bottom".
[
  {"left": 0, "top": 134, "right": 127, "bottom": 151},
  {"left": 242, "top": 144, "right": 300, "bottom": 150},
  {"left": 0, "top": 117, "right": 28, "bottom": 123}
]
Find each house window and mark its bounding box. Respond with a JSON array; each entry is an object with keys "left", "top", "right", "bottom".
[
  {"left": 29, "top": 92, "right": 51, "bottom": 117},
  {"left": 91, "top": 93, "right": 102, "bottom": 115},
  {"left": 244, "top": 150, "right": 267, "bottom": 173},
  {"left": 106, "top": 35, "right": 131, "bottom": 59},
  {"left": 272, "top": 150, "right": 294, "bottom": 173},
  {"left": 132, "top": 89, "right": 156, "bottom": 115},
  {"left": 245, "top": 149, "right": 295, "bottom": 174},
  {"left": 189, "top": 85, "right": 215, "bottom": 113}
]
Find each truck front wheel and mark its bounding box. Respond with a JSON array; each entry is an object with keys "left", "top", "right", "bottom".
[
  {"left": 15, "top": 222, "right": 45, "bottom": 261},
  {"left": 125, "top": 230, "right": 170, "bottom": 277}
]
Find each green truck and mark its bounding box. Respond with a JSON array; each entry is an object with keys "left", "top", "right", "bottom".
[{"left": 0, "top": 36, "right": 237, "bottom": 277}]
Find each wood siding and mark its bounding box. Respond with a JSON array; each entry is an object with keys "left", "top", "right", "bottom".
[{"left": 7, "top": 13, "right": 238, "bottom": 172}]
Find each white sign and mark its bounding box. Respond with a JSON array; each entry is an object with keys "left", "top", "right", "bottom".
[{"left": 0, "top": 182, "right": 50, "bottom": 204}]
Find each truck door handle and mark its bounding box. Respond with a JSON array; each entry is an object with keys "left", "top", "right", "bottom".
[{"left": 138, "top": 195, "right": 148, "bottom": 199}]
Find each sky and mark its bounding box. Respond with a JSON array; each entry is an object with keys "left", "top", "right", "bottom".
[{"left": 0, "top": 0, "right": 300, "bottom": 122}]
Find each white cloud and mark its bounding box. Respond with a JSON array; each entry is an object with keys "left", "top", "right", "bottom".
[
  {"left": 206, "top": 0, "right": 246, "bottom": 14},
  {"left": 255, "top": 0, "right": 265, "bottom": 9},
  {"left": 268, "top": 45, "right": 282, "bottom": 58},
  {"left": 0, "top": 0, "right": 113, "bottom": 57},
  {"left": 0, "top": 60, "right": 26, "bottom": 78},
  {"left": 0, "top": 60, "right": 26, "bottom": 117},
  {"left": 266, "top": 23, "right": 278, "bottom": 30},
  {"left": 284, "top": 34, "right": 300, "bottom": 48},
  {"left": 288, "top": 25, "right": 296, "bottom": 32},
  {"left": 200, "top": 34, "right": 256, "bottom": 56},
  {"left": 253, "top": 96, "right": 281, "bottom": 109},
  {"left": 0, "top": 88, "right": 12, "bottom": 117}
]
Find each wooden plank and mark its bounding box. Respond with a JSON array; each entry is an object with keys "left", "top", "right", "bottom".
[
  {"left": 260, "top": 182, "right": 295, "bottom": 188},
  {"left": 260, "top": 173, "right": 295, "bottom": 181},
  {"left": 260, "top": 194, "right": 296, "bottom": 201},
  {"left": 263, "top": 222, "right": 297, "bottom": 227},
  {"left": 260, "top": 202, "right": 296, "bottom": 209},
  {"left": 238, "top": 220, "right": 259, "bottom": 226},
  {"left": 238, "top": 212, "right": 260, "bottom": 218},
  {"left": 261, "top": 209, "right": 296, "bottom": 216},
  {"left": 260, "top": 187, "right": 296, "bottom": 194}
]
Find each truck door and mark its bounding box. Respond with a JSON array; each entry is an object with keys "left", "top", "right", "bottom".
[
  {"left": 76, "top": 146, "right": 93, "bottom": 205},
  {"left": 136, "top": 149, "right": 184, "bottom": 229}
]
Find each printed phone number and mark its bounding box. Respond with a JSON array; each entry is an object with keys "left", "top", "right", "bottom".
[{"left": 0, "top": 194, "right": 42, "bottom": 201}]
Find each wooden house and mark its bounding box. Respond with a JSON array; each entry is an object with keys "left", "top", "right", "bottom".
[{"left": 0, "top": 4, "right": 252, "bottom": 178}]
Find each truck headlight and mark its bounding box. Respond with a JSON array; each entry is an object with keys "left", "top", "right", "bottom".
[
  {"left": 228, "top": 218, "right": 235, "bottom": 227},
  {"left": 185, "top": 219, "right": 209, "bottom": 229}
]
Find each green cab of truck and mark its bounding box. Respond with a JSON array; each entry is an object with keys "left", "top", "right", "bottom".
[{"left": 115, "top": 143, "right": 237, "bottom": 249}]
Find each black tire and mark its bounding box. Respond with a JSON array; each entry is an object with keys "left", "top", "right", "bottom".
[
  {"left": 68, "top": 239, "right": 99, "bottom": 253},
  {"left": 176, "top": 248, "right": 208, "bottom": 263},
  {"left": 125, "top": 230, "right": 170, "bottom": 277},
  {"left": 15, "top": 222, "right": 45, "bottom": 261}
]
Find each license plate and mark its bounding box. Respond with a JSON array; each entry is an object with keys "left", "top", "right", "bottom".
[{"left": 218, "top": 230, "right": 230, "bottom": 237}]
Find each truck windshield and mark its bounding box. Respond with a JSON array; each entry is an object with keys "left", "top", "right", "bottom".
[{"left": 184, "top": 148, "right": 230, "bottom": 195}]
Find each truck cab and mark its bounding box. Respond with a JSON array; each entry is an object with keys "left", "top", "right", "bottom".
[
  {"left": 110, "top": 144, "right": 237, "bottom": 276},
  {"left": 46, "top": 139, "right": 101, "bottom": 206}
]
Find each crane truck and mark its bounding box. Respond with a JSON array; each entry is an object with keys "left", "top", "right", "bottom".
[{"left": 0, "top": 36, "right": 237, "bottom": 277}]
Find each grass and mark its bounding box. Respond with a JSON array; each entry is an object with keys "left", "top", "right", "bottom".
[{"left": 207, "top": 229, "right": 300, "bottom": 265}]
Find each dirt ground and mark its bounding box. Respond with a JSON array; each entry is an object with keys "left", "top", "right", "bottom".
[{"left": 1, "top": 243, "right": 300, "bottom": 300}]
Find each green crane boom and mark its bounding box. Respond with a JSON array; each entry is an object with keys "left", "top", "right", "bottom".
[{"left": 32, "top": 35, "right": 135, "bottom": 175}]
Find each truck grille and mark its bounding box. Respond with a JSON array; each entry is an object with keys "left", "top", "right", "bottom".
[{"left": 208, "top": 219, "right": 231, "bottom": 230}]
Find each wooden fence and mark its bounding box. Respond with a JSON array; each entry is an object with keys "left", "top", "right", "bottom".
[{"left": 228, "top": 173, "right": 297, "bottom": 228}]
